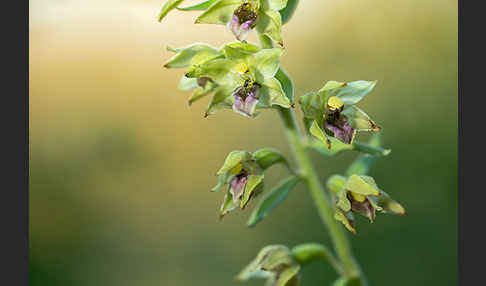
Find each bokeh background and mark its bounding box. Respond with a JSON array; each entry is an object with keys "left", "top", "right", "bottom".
[{"left": 29, "top": 0, "right": 457, "bottom": 285}]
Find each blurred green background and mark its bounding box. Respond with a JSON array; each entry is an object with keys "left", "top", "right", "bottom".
[{"left": 29, "top": 0, "right": 457, "bottom": 285}]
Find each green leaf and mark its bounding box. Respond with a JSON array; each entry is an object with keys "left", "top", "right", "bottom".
[
  {"left": 216, "top": 150, "right": 252, "bottom": 175},
  {"left": 256, "top": 9, "right": 283, "bottom": 45},
  {"left": 344, "top": 175, "right": 380, "bottom": 196},
  {"left": 275, "top": 68, "right": 294, "bottom": 103},
  {"left": 158, "top": 0, "right": 185, "bottom": 22},
  {"left": 195, "top": 0, "right": 242, "bottom": 25},
  {"left": 240, "top": 174, "right": 265, "bottom": 208},
  {"left": 291, "top": 243, "right": 332, "bottom": 265},
  {"left": 176, "top": 0, "right": 216, "bottom": 11},
  {"left": 247, "top": 175, "right": 300, "bottom": 227},
  {"left": 164, "top": 43, "right": 222, "bottom": 68},
  {"left": 346, "top": 133, "right": 383, "bottom": 176},
  {"left": 262, "top": 0, "right": 289, "bottom": 11},
  {"left": 259, "top": 77, "right": 291, "bottom": 108},
  {"left": 279, "top": 0, "right": 299, "bottom": 24},
  {"left": 248, "top": 48, "right": 283, "bottom": 82},
  {"left": 253, "top": 148, "right": 288, "bottom": 170},
  {"left": 342, "top": 105, "right": 381, "bottom": 132},
  {"left": 331, "top": 277, "right": 362, "bottom": 286},
  {"left": 326, "top": 174, "right": 347, "bottom": 194},
  {"left": 352, "top": 141, "right": 390, "bottom": 156}
]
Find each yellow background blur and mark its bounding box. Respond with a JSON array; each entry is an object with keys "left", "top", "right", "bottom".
[{"left": 30, "top": 0, "right": 457, "bottom": 285}]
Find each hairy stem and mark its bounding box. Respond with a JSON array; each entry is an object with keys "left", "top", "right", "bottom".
[{"left": 259, "top": 34, "right": 367, "bottom": 284}]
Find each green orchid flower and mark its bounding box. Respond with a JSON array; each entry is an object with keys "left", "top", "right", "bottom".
[
  {"left": 327, "top": 174, "right": 406, "bottom": 234},
  {"left": 237, "top": 245, "right": 301, "bottom": 286},
  {"left": 165, "top": 42, "right": 291, "bottom": 117},
  {"left": 158, "top": 0, "right": 289, "bottom": 45},
  {"left": 299, "top": 80, "right": 381, "bottom": 148}
]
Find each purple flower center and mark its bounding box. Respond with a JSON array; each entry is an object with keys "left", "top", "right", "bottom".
[
  {"left": 230, "top": 172, "right": 249, "bottom": 202},
  {"left": 324, "top": 109, "right": 356, "bottom": 144},
  {"left": 232, "top": 80, "right": 261, "bottom": 117}
]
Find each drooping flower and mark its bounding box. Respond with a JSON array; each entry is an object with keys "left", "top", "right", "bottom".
[
  {"left": 300, "top": 80, "right": 381, "bottom": 149},
  {"left": 326, "top": 174, "right": 406, "bottom": 233},
  {"left": 237, "top": 245, "right": 301, "bottom": 286}
]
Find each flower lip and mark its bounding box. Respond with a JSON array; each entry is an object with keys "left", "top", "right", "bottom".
[{"left": 234, "top": 3, "right": 258, "bottom": 26}]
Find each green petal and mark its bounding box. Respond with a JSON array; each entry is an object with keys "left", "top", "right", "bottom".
[
  {"left": 336, "top": 80, "right": 377, "bottom": 105},
  {"left": 216, "top": 150, "right": 252, "bottom": 175},
  {"left": 248, "top": 48, "right": 283, "bottom": 82},
  {"left": 336, "top": 189, "right": 351, "bottom": 212},
  {"left": 195, "top": 0, "right": 242, "bottom": 25},
  {"left": 309, "top": 120, "right": 332, "bottom": 148},
  {"left": 158, "top": 0, "right": 185, "bottom": 22},
  {"left": 164, "top": 43, "right": 222, "bottom": 68},
  {"left": 262, "top": 0, "right": 289, "bottom": 11},
  {"left": 259, "top": 77, "right": 291, "bottom": 108},
  {"left": 341, "top": 105, "right": 381, "bottom": 132},
  {"left": 299, "top": 92, "right": 326, "bottom": 121},
  {"left": 247, "top": 175, "right": 300, "bottom": 227},
  {"left": 240, "top": 174, "right": 265, "bottom": 208},
  {"left": 256, "top": 9, "right": 283, "bottom": 45},
  {"left": 219, "top": 189, "right": 239, "bottom": 218},
  {"left": 344, "top": 175, "right": 380, "bottom": 196}
]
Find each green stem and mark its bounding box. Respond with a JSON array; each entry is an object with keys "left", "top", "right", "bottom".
[{"left": 259, "top": 34, "right": 367, "bottom": 284}]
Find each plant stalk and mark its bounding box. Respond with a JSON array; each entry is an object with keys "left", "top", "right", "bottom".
[{"left": 259, "top": 34, "right": 367, "bottom": 284}]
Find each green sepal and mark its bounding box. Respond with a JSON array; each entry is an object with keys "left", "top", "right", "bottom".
[
  {"left": 176, "top": 0, "right": 216, "bottom": 11},
  {"left": 344, "top": 175, "right": 380, "bottom": 196},
  {"left": 336, "top": 189, "right": 351, "bottom": 212},
  {"left": 262, "top": 0, "right": 289, "bottom": 11},
  {"left": 205, "top": 86, "right": 234, "bottom": 116},
  {"left": 187, "top": 85, "right": 217, "bottom": 105},
  {"left": 185, "top": 58, "right": 242, "bottom": 86},
  {"left": 158, "top": 0, "right": 185, "bottom": 22},
  {"left": 256, "top": 9, "right": 283, "bottom": 46},
  {"left": 195, "top": 0, "right": 242, "bottom": 25},
  {"left": 216, "top": 150, "right": 252, "bottom": 175},
  {"left": 275, "top": 68, "right": 294, "bottom": 103},
  {"left": 319, "top": 80, "right": 377, "bottom": 106},
  {"left": 247, "top": 175, "right": 300, "bottom": 227},
  {"left": 334, "top": 209, "right": 356, "bottom": 234},
  {"left": 291, "top": 243, "right": 332, "bottom": 266},
  {"left": 274, "top": 264, "right": 300, "bottom": 286},
  {"left": 178, "top": 76, "right": 199, "bottom": 91},
  {"left": 299, "top": 92, "right": 326, "bottom": 122},
  {"left": 248, "top": 48, "right": 283, "bottom": 83},
  {"left": 341, "top": 105, "right": 381, "bottom": 132},
  {"left": 259, "top": 77, "right": 291, "bottom": 108},
  {"left": 279, "top": 0, "right": 299, "bottom": 24},
  {"left": 374, "top": 190, "right": 407, "bottom": 216},
  {"left": 164, "top": 43, "right": 222, "bottom": 68},
  {"left": 240, "top": 174, "right": 265, "bottom": 208},
  {"left": 211, "top": 173, "right": 231, "bottom": 192},
  {"left": 219, "top": 188, "right": 239, "bottom": 217},
  {"left": 253, "top": 148, "right": 289, "bottom": 170}
]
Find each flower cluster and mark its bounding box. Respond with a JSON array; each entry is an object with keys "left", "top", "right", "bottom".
[
  {"left": 164, "top": 42, "right": 291, "bottom": 117},
  {"left": 299, "top": 80, "right": 381, "bottom": 148}
]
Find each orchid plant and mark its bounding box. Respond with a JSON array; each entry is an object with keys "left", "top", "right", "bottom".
[{"left": 157, "top": 0, "right": 406, "bottom": 285}]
